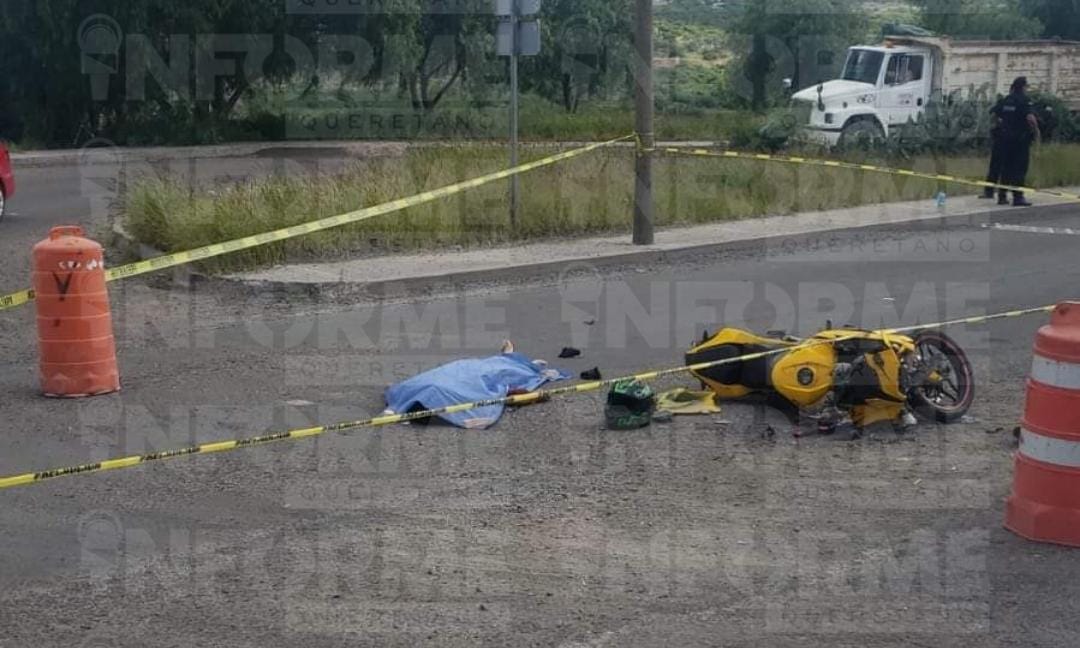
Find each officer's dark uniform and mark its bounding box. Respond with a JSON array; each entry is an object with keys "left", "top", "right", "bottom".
[{"left": 995, "top": 90, "right": 1036, "bottom": 205}]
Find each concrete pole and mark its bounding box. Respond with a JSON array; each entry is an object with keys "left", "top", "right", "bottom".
[
  {"left": 509, "top": 0, "right": 521, "bottom": 227},
  {"left": 633, "top": 0, "right": 654, "bottom": 245}
]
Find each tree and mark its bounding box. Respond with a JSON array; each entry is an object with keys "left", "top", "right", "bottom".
[
  {"left": 910, "top": 0, "right": 1044, "bottom": 39},
  {"left": 725, "top": 0, "right": 869, "bottom": 110},
  {"left": 280, "top": 1, "right": 488, "bottom": 113},
  {"left": 520, "top": 0, "right": 635, "bottom": 112},
  {"left": 1022, "top": 0, "right": 1080, "bottom": 40},
  {"left": 0, "top": 0, "right": 298, "bottom": 145},
  {"left": 0, "top": 0, "right": 491, "bottom": 145},
  {"left": 656, "top": 0, "right": 727, "bottom": 26}
]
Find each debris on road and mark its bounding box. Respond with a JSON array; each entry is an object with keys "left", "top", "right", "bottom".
[
  {"left": 655, "top": 388, "right": 722, "bottom": 415},
  {"left": 605, "top": 379, "right": 655, "bottom": 430},
  {"left": 581, "top": 367, "right": 602, "bottom": 381},
  {"left": 559, "top": 347, "right": 583, "bottom": 358}
]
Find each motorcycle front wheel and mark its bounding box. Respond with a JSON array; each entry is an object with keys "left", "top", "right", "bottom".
[{"left": 908, "top": 330, "right": 975, "bottom": 423}]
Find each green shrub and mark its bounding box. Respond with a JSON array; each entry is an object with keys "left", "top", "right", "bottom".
[
  {"left": 1030, "top": 91, "right": 1080, "bottom": 142},
  {"left": 725, "top": 108, "right": 795, "bottom": 151},
  {"left": 855, "top": 89, "right": 1080, "bottom": 157}
]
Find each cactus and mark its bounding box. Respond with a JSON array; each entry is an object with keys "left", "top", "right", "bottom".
[{"left": 883, "top": 86, "right": 996, "bottom": 157}]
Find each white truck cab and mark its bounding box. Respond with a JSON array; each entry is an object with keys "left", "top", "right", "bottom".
[
  {"left": 791, "top": 36, "right": 1080, "bottom": 147},
  {"left": 792, "top": 43, "right": 934, "bottom": 146}
]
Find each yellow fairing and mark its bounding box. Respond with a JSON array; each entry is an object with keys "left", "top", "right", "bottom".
[
  {"left": 866, "top": 347, "right": 906, "bottom": 401},
  {"left": 851, "top": 346, "right": 907, "bottom": 426},
  {"left": 771, "top": 343, "right": 837, "bottom": 407},
  {"left": 689, "top": 328, "right": 795, "bottom": 351},
  {"left": 852, "top": 402, "right": 906, "bottom": 427},
  {"left": 687, "top": 328, "right": 794, "bottom": 399}
]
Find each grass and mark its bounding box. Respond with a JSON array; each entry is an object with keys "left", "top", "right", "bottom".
[
  {"left": 123, "top": 142, "right": 1080, "bottom": 274},
  {"left": 271, "top": 93, "right": 754, "bottom": 143},
  {"left": 520, "top": 101, "right": 759, "bottom": 141},
  {"left": 2, "top": 137, "right": 46, "bottom": 153}
]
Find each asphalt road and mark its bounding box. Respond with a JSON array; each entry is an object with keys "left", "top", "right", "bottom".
[{"left": 2, "top": 154, "right": 1080, "bottom": 647}]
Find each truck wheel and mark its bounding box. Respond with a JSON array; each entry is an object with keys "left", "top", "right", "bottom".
[{"left": 838, "top": 119, "right": 885, "bottom": 148}]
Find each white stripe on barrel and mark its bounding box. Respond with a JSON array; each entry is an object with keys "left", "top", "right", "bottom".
[
  {"left": 1030, "top": 355, "right": 1080, "bottom": 390},
  {"left": 1019, "top": 428, "right": 1080, "bottom": 469}
]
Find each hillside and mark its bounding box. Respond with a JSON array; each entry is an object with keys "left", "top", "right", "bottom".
[{"left": 652, "top": 0, "right": 921, "bottom": 113}]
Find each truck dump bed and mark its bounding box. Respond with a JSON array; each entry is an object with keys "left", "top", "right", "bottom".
[{"left": 884, "top": 36, "right": 1080, "bottom": 109}]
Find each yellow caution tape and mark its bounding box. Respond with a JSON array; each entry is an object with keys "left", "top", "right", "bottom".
[
  {"left": 0, "top": 135, "right": 634, "bottom": 312},
  {"left": 654, "top": 146, "right": 1080, "bottom": 203},
  {"left": 4, "top": 139, "right": 1065, "bottom": 313},
  {"left": 891, "top": 305, "right": 1055, "bottom": 333},
  {"left": 0, "top": 303, "right": 1056, "bottom": 491},
  {"left": 0, "top": 289, "right": 33, "bottom": 310}
]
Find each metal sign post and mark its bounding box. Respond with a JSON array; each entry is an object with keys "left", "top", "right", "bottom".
[{"left": 496, "top": 0, "right": 541, "bottom": 227}]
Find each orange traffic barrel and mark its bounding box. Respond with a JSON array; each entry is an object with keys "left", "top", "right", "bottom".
[
  {"left": 1005, "top": 301, "right": 1080, "bottom": 547},
  {"left": 31, "top": 226, "right": 120, "bottom": 398}
]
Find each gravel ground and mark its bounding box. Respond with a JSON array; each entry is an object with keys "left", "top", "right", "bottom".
[{"left": 1, "top": 153, "right": 1079, "bottom": 646}]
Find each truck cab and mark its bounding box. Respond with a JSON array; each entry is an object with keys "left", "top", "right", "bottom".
[
  {"left": 791, "top": 36, "right": 1080, "bottom": 147},
  {"left": 791, "top": 43, "right": 935, "bottom": 147}
]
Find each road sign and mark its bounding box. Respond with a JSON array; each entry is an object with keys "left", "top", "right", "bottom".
[
  {"left": 496, "top": 19, "right": 541, "bottom": 56},
  {"left": 494, "top": 0, "right": 540, "bottom": 16}
]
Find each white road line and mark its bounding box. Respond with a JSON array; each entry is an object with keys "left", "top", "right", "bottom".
[{"left": 984, "top": 223, "right": 1080, "bottom": 236}]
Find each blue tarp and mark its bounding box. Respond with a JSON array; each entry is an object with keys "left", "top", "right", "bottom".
[{"left": 384, "top": 352, "right": 570, "bottom": 429}]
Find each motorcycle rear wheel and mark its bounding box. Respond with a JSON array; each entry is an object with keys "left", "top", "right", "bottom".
[{"left": 908, "top": 331, "right": 975, "bottom": 423}]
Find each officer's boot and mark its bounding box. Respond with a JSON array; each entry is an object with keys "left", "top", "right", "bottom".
[
  {"left": 1013, "top": 191, "right": 1033, "bottom": 207},
  {"left": 997, "top": 188, "right": 1009, "bottom": 205}
]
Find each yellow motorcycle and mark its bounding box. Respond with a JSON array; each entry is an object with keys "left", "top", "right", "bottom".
[{"left": 685, "top": 325, "right": 974, "bottom": 433}]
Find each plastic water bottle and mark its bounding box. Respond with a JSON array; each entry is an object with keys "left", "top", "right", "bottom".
[{"left": 935, "top": 191, "right": 947, "bottom": 214}]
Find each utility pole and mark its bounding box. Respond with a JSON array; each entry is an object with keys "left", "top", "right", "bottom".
[
  {"left": 509, "top": 0, "right": 520, "bottom": 227},
  {"left": 633, "top": 0, "right": 654, "bottom": 245}
]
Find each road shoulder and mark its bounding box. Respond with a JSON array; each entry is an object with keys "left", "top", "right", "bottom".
[{"left": 222, "top": 188, "right": 1080, "bottom": 298}]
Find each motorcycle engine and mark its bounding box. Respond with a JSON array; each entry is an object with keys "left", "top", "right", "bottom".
[{"left": 833, "top": 361, "right": 854, "bottom": 386}]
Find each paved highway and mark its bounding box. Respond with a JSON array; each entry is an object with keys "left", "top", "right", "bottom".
[{"left": 1, "top": 154, "right": 1079, "bottom": 647}]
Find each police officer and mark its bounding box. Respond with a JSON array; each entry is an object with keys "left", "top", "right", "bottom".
[{"left": 993, "top": 76, "right": 1041, "bottom": 206}]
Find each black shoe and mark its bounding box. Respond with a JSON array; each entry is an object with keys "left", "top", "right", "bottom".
[
  {"left": 1013, "top": 198, "right": 1034, "bottom": 207},
  {"left": 997, "top": 195, "right": 1009, "bottom": 205},
  {"left": 980, "top": 189, "right": 995, "bottom": 199}
]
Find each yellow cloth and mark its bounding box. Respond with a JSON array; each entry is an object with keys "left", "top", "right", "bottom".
[{"left": 656, "top": 388, "right": 722, "bottom": 415}]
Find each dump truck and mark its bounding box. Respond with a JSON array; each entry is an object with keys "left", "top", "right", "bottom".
[{"left": 790, "top": 36, "right": 1080, "bottom": 147}]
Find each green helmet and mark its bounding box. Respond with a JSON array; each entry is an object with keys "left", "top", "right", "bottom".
[{"left": 605, "top": 379, "right": 656, "bottom": 430}]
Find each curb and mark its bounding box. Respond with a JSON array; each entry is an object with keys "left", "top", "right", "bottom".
[
  {"left": 211, "top": 201, "right": 1065, "bottom": 303},
  {"left": 108, "top": 219, "right": 199, "bottom": 289}
]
